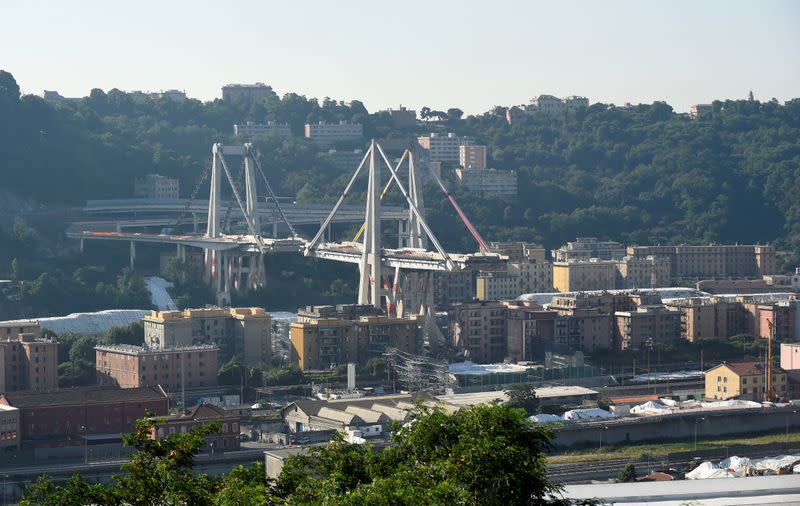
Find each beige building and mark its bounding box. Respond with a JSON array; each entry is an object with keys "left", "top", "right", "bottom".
[
  {"left": 454, "top": 168, "right": 517, "bottom": 197},
  {"left": 459, "top": 145, "right": 487, "bottom": 169},
  {"left": 552, "top": 237, "right": 627, "bottom": 262},
  {"left": 665, "top": 298, "right": 743, "bottom": 341},
  {"left": 304, "top": 121, "right": 363, "bottom": 146},
  {"left": 704, "top": 361, "right": 787, "bottom": 401},
  {"left": 488, "top": 242, "right": 546, "bottom": 262},
  {"left": 476, "top": 261, "right": 552, "bottom": 301},
  {"left": 142, "top": 308, "right": 270, "bottom": 366},
  {"left": 627, "top": 244, "right": 776, "bottom": 278},
  {"left": 615, "top": 255, "right": 671, "bottom": 289},
  {"left": 290, "top": 305, "right": 418, "bottom": 371},
  {"left": 417, "top": 133, "right": 473, "bottom": 162},
  {"left": 96, "top": 344, "right": 218, "bottom": 391},
  {"left": 450, "top": 302, "right": 508, "bottom": 364},
  {"left": 0, "top": 324, "right": 58, "bottom": 393},
  {"left": 553, "top": 259, "right": 617, "bottom": 292},
  {"left": 615, "top": 306, "right": 681, "bottom": 350}
]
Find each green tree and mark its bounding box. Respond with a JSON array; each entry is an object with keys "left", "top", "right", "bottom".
[
  {"left": 21, "top": 415, "right": 221, "bottom": 506},
  {"left": 617, "top": 463, "right": 636, "bottom": 483},
  {"left": 103, "top": 322, "right": 144, "bottom": 346},
  {"left": 506, "top": 383, "right": 540, "bottom": 415},
  {"left": 277, "top": 403, "right": 562, "bottom": 505},
  {"left": 68, "top": 335, "right": 97, "bottom": 363}
]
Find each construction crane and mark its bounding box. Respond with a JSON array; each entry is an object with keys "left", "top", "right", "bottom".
[{"left": 765, "top": 318, "right": 776, "bottom": 402}]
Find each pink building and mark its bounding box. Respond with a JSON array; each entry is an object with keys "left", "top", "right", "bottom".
[{"left": 781, "top": 342, "right": 800, "bottom": 371}]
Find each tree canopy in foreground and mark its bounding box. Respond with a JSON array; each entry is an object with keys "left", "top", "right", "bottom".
[{"left": 22, "top": 404, "right": 596, "bottom": 505}]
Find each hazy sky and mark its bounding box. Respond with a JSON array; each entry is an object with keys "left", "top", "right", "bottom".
[{"left": 2, "top": 0, "right": 798, "bottom": 114}]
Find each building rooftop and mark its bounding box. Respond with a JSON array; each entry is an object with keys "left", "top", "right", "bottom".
[
  {"left": 0, "top": 386, "right": 168, "bottom": 409},
  {"left": 712, "top": 361, "right": 786, "bottom": 376},
  {"left": 95, "top": 343, "right": 218, "bottom": 354}
]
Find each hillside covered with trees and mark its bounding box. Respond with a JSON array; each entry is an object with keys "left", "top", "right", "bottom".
[{"left": 1, "top": 69, "right": 798, "bottom": 274}]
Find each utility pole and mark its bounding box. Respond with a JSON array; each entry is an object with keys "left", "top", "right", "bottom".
[{"left": 765, "top": 319, "right": 775, "bottom": 402}]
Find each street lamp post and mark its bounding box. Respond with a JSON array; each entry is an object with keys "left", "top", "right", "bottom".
[
  {"left": 787, "top": 410, "right": 798, "bottom": 440},
  {"left": 2, "top": 474, "right": 7, "bottom": 506},
  {"left": 694, "top": 417, "right": 706, "bottom": 452},
  {"left": 80, "top": 425, "right": 87, "bottom": 464},
  {"left": 599, "top": 425, "right": 609, "bottom": 451}
]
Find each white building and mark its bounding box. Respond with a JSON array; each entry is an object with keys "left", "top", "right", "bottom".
[
  {"left": 134, "top": 174, "right": 180, "bottom": 200},
  {"left": 234, "top": 121, "right": 291, "bottom": 138},
  {"left": 304, "top": 121, "right": 363, "bottom": 146},
  {"left": 417, "top": 133, "right": 473, "bottom": 162},
  {"left": 455, "top": 168, "right": 517, "bottom": 197},
  {"left": 476, "top": 261, "right": 553, "bottom": 300}
]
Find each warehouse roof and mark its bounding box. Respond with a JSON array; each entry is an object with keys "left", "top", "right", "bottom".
[{"left": 0, "top": 386, "right": 168, "bottom": 409}]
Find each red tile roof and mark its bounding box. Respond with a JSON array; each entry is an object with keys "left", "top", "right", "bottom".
[{"left": 715, "top": 361, "right": 786, "bottom": 377}]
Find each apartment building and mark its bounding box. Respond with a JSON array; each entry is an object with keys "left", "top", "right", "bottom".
[
  {"left": 615, "top": 255, "right": 671, "bottom": 289},
  {"left": 552, "top": 237, "right": 627, "bottom": 262},
  {"left": 627, "top": 244, "right": 776, "bottom": 278},
  {"left": 95, "top": 344, "right": 219, "bottom": 391},
  {"left": 475, "top": 261, "right": 552, "bottom": 301},
  {"left": 454, "top": 168, "right": 517, "bottom": 197},
  {"left": 304, "top": 121, "right": 363, "bottom": 146},
  {"left": 233, "top": 121, "right": 291, "bottom": 138},
  {"left": 290, "top": 305, "right": 418, "bottom": 371},
  {"left": 134, "top": 174, "right": 180, "bottom": 200},
  {"left": 0, "top": 324, "right": 58, "bottom": 393},
  {"left": 417, "top": 133, "right": 473, "bottom": 162},
  {"left": 432, "top": 271, "right": 475, "bottom": 310},
  {"left": 554, "top": 314, "right": 614, "bottom": 352},
  {"left": 704, "top": 361, "right": 788, "bottom": 401},
  {"left": 665, "top": 298, "right": 743, "bottom": 341},
  {"left": 385, "top": 106, "right": 416, "bottom": 128},
  {"left": 690, "top": 104, "right": 712, "bottom": 119},
  {"left": 615, "top": 306, "right": 681, "bottom": 350},
  {"left": 222, "top": 83, "right": 274, "bottom": 103},
  {"left": 488, "top": 242, "right": 546, "bottom": 262},
  {"left": 504, "top": 303, "right": 558, "bottom": 362},
  {"left": 552, "top": 259, "right": 617, "bottom": 292},
  {"left": 449, "top": 302, "right": 508, "bottom": 364},
  {"left": 459, "top": 145, "right": 487, "bottom": 169},
  {"left": 142, "top": 308, "right": 270, "bottom": 366}
]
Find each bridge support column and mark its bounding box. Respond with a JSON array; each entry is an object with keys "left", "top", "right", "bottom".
[
  {"left": 129, "top": 241, "right": 136, "bottom": 270},
  {"left": 272, "top": 220, "right": 278, "bottom": 238},
  {"left": 80, "top": 238, "right": 84, "bottom": 253},
  {"left": 192, "top": 212, "right": 198, "bottom": 233}
]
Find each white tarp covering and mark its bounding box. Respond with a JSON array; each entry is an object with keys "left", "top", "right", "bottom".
[
  {"left": 630, "top": 400, "right": 671, "bottom": 415},
  {"left": 144, "top": 276, "right": 177, "bottom": 311},
  {"left": 562, "top": 408, "right": 615, "bottom": 421},
  {"left": 2, "top": 309, "right": 149, "bottom": 336},
  {"left": 448, "top": 361, "right": 530, "bottom": 375},
  {"left": 687, "top": 454, "right": 800, "bottom": 479},
  {"left": 528, "top": 413, "right": 562, "bottom": 423},
  {"left": 700, "top": 399, "right": 762, "bottom": 410},
  {"left": 629, "top": 370, "right": 704, "bottom": 384}
]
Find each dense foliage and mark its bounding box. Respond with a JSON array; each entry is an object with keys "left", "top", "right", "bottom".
[
  {"left": 22, "top": 404, "right": 591, "bottom": 505},
  {"left": 54, "top": 322, "right": 144, "bottom": 387},
  {"left": 2, "top": 67, "right": 798, "bottom": 291}
]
